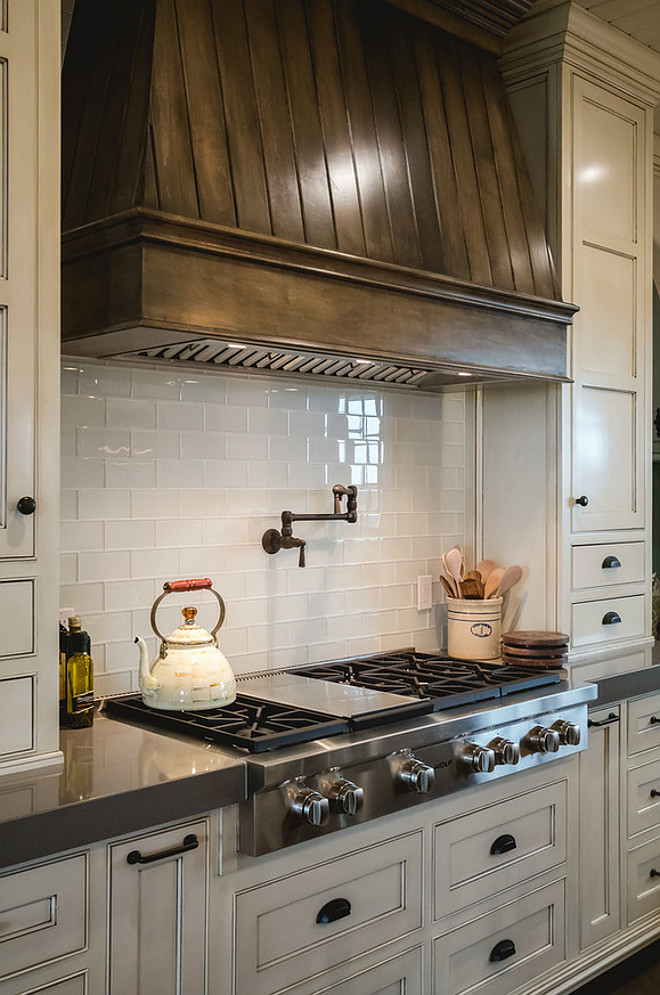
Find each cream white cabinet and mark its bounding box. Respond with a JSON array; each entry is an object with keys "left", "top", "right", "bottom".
[
  {"left": 107, "top": 819, "right": 210, "bottom": 995},
  {"left": 578, "top": 706, "right": 621, "bottom": 949},
  {"left": 493, "top": 1, "right": 660, "bottom": 665},
  {"left": 0, "top": 0, "right": 60, "bottom": 771}
]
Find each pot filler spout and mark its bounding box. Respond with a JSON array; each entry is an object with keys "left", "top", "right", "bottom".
[{"left": 61, "top": 0, "right": 577, "bottom": 389}]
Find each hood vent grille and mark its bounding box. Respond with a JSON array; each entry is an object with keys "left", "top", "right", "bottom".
[
  {"left": 132, "top": 340, "right": 431, "bottom": 386},
  {"left": 123, "top": 338, "right": 547, "bottom": 390}
]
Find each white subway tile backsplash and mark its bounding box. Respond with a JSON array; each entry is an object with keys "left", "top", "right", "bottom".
[
  {"left": 61, "top": 357, "right": 467, "bottom": 688},
  {"left": 131, "top": 489, "right": 181, "bottom": 519},
  {"left": 61, "top": 520, "right": 104, "bottom": 552},
  {"left": 105, "top": 520, "right": 156, "bottom": 550},
  {"left": 106, "top": 460, "right": 157, "bottom": 489},
  {"left": 107, "top": 398, "right": 156, "bottom": 429},
  {"left": 79, "top": 488, "right": 131, "bottom": 521},
  {"left": 157, "top": 400, "right": 204, "bottom": 431},
  {"left": 79, "top": 550, "right": 131, "bottom": 583}
]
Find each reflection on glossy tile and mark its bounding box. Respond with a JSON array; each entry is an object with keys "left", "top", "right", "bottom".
[{"left": 61, "top": 358, "right": 466, "bottom": 683}]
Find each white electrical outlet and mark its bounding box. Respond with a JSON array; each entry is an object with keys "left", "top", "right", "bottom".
[{"left": 417, "top": 575, "right": 433, "bottom": 611}]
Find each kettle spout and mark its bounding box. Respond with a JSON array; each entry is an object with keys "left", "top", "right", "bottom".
[{"left": 135, "top": 636, "right": 157, "bottom": 691}]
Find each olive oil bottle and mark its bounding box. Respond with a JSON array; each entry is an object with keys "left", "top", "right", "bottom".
[{"left": 64, "top": 616, "right": 94, "bottom": 728}]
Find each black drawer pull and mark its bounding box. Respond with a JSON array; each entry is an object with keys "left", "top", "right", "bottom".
[
  {"left": 588, "top": 712, "right": 620, "bottom": 728},
  {"left": 651, "top": 869, "right": 660, "bottom": 879},
  {"left": 490, "top": 833, "right": 517, "bottom": 856},
  {"left": 602, "top": 612, "right": 621, "bottom": 625},
  {"left": 650, "top": 716, "right": 660, "bottom": 725},
  {"left": 126, "top": 833, "right": 198, "bottom": 865},
  {"left": 651, "top": 789, "right": 660, "bottom": 798},
  {"left": 489, "top": 939, "right": 516, "bottom": 963},
  {"left": 316, "top": 897, "right": 351, "bottom": 924},
  {"left": 601, "top": 555, "right": 621, "bottom": 569}
]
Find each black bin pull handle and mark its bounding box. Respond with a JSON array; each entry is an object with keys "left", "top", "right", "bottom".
[
  {"left": 489, "top": 939, "right": 516, "bottom": 963},
  {"left": 316, "top": 897, "right": 351, "bottom": 924},
  {"left": 601, "top": 555, "right": 621, "bottom": 569},
  {"left": 602, "top": 611, "right": 621, "bottom": 625},
  {"left": 126, "top": 833, "right": 198, "bottom": 865},
  {"left": 588, "top": 712, "right": 620, "bottom": 728},
  {"left": 490, "top": 833, "right": 517, "bottom": 856}
]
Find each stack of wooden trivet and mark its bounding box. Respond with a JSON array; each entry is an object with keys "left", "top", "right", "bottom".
[{"left": 500, "top": 630, "right": 569, "bottom": 668}]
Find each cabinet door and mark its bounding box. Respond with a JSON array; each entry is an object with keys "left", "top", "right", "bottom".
[
  {"left": 570, "top": 79, "right": 646, "bottom": 533},
  {"left": 578, "top": 706, "right": 621, "bottom": 949},
  {"left": 0, "top": 1, "right": 38, "bottom": 559},
  {"left": 107, "top": 820, "right": 209, "bottom": 995}
]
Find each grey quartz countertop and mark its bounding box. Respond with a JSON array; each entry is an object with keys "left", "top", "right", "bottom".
[
  {"left": 592, "top": 663, "right": 660, "bottom": 709},
  {"left": 0, "top": 710, "right": 246, "bottom": 870}
]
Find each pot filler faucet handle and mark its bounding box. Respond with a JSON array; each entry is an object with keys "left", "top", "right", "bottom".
[{"left": 261, "top": 484, "right": 357, "bottom": 567}]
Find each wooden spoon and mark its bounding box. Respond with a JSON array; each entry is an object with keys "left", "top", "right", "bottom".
[
  {"left": 439, "top": 574, "right": 455, "bottom": 598},
  {"left": 476, "top": 559, "right": 497, "bottom": 581},
  {"left": 484, "top": 566, "right": 505, "bottom": 599},
  {"left": 441, "top": 553, "right": 460, "bottom": 597},
  {"left": 460, "top": 577, "right": 485, "bottom": 599},
  {"left": 445, "top": 547, "right": 464, "bottom": 594},
  {"left": 494, "top": 564, "right": 523, "bottom": 598}
]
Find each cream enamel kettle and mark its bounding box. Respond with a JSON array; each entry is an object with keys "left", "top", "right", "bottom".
[{"left": 135, "top": 578, "right": 236, "bottom": 711}]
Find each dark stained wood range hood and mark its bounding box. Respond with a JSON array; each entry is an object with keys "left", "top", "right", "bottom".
[{"left": 61, "top": 0, "right": 576, "bottom": 390}]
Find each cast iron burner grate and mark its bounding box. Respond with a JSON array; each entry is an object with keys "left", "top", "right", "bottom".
[
  {"left": 103, "top": 694, "right": 349, "bottom": 753},
  {"left": 294, "top": 652, "right": 561, "bottom": 711}
]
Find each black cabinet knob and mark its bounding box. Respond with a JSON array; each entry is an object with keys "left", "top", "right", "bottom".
[
  {"left": 575, "top": 495, "right": 589, "bottom": 507},
  {"left": 16, "top": 496, "right": 36, "bottom": 516}
]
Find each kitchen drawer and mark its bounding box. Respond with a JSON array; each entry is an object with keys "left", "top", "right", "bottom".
[
  {"left": 433, "top": 780, "right": 567, "bottom": 919},
  {"left": 571, "top": 595, "right": 645, "bottom": 648},
  {"left": 572, "top": 542, "right": 644, "bottom": 590},
  {"left": 433, "top": 879, "right": 566, "bottom": 995},
  {"left": 627, "top": 758, "right": 660, "bottom": 837},
  {"left": 0, "top": 974, "right": 88, "bottom": 995},
  {"left": 0, "top": 854, "right": 87, "bottom": 982},
  {"left": 628, "top": 692, "right": 660, "bottom": 757},
  {"left": 626, "top": 835, "right": 660, "bottom": 923},
  {"left": 234, "top": 831, "right": 423, "bottom": 995},
  {"left": 305, "top": 946, "right": 423, "bottom": 995}
]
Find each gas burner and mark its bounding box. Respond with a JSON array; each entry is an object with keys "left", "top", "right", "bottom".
[
  {"left": 103, "top": 695, "right": 349, "bottom": 753},
  {"left": 296, "top": 651, "right": 561, "bottom": 710}
]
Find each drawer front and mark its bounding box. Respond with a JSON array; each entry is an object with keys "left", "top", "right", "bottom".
[
  {"left": 433, "top": 880, "right": 566, "bottom": 995},
  {"left": 305, "top": 947, "right": 423, "bottom": 995},
  {"left": 235, "top": 832, "right": 423, "bottom": 995},
  {"left": 628, "top": 693, "right": 660, "bottom": 757},
  {"left": 0, "top": 676, "right": 33, "bottom": 755},
  {"left": 572, "top": 595, "right": 645, "bottom": 647},
  {"left": 572, "top": 543, "right": 644, "bottom": 590},
  {"left": 433, "top": 780, "right": 567, "bottom": 919},
  {"left": 627, "top": 759, "right": 660, "bottom": 837},
  {"left": 627, "top": 836, "right": 660, "bottom": 923},
  {"left": 0, "top": 855, "right": 87, "bottom": 981}
]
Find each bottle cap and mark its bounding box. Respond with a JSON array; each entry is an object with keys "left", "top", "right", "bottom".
[{"left": 68, "top": 616, "right": 82, "bottom": 631}]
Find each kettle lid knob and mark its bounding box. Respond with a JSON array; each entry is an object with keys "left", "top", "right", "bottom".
[{"left": 182, "top": 606, "right": 198, "bottom": 625}]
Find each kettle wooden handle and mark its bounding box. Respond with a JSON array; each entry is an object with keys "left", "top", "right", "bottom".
[
  {"left": 150, "top": 581, "right": 226, "bottom": 643},
  {"left": 163, "top": 578, "right": 213, "bottom": 592}
]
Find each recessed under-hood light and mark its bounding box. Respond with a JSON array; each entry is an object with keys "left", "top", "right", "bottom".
[{"left": 458, "top": 372, "right": 472, "bottom": 377}]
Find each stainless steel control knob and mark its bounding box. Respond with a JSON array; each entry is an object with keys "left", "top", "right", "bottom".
[
  {"left": 525, "top": 725, "right": 561, "bottom": 754},
  {"left": 326, "top": 778, "right": 365, "bottom": 816},
  {"left": 290, "top": 787, "right": 330, "bottom": 826},
  {"left": 551, "top": 719, "right": 581, "bottom": 746},
  {"left": 396, "top": 756, "right": 435, "bottom": 793},
  {"left": 488, "top": 736, "right": 520, "bottom": 766},
  {"left": 462, "top": 743, "right": 496, "bottom": 773}
]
